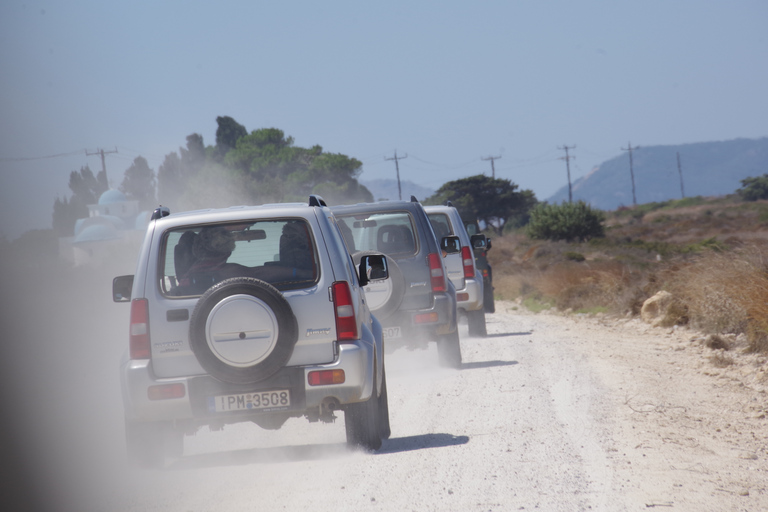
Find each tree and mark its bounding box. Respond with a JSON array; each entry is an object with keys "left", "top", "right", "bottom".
[
  {"left": 68, "top": 164, "right": 107, "bottom": 206},
  {"left": 215, "top": 116, "right": 248, "bottom": 159},
  {"left": 526, "top": 201, "right": 605, "bottom": 242},
  {"left": 737, "top": 174, "right": 768, "bottom": 201},
  {"left": 222, "top": 126, "right": 372, "bottom": 204},
  {"left": 157, "top": 151, "right": 183, "bottom": 208},
  {"left": 158, "top": 133, "right": 208, "bottom": 210},
  {"left": 120, "top": 156, "right": 156, "bottom": 210},
  {"left": 425, "top": 175, "right": 537, "bottom": 236},
  {"left": 180, "top": 133, "right": 206, "bottom": 174},
  {"left": 51, "top": 165, "right": 108, "bottom": 236}
]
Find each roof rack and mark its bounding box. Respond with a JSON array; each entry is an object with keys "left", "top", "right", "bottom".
[
  {"left": 309, "top": 195, "right": 327, "bottom": 207},
  {"left": 151, "top": 206, "right": 170, "bottom": 220}
]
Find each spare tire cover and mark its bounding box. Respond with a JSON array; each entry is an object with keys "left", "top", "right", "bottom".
[
  {"left": 353, "top": 250, "right": 405, "bottom": 320},
  {"left": 189, "top": 277, "right": 298, "bottom": 384}
]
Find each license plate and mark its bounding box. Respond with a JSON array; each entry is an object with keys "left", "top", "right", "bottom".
[
  {"left": 208, "top": 390, "right": 290, "bottom": 413},
  {"left": 382, "top": 326, "right": 402, "bottom": 339}
]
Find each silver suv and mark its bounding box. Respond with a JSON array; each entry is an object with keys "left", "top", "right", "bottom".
[
  {"left": 331, "top": 197, "right": 461, "bottom": 368},
  {"left": 112, "top": 196, "right": 391, "bottom": 467},
  {"left": 424, "top": 204, "right": 487, "bottom": 337}
]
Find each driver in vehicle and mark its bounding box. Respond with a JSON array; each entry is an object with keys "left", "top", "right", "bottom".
[{"left": 173, "top": 223, "right": 315, "bottom": 296}]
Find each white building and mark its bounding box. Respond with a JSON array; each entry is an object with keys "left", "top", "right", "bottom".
[{"left": 60, "top": 189, "right": 151, "bottom": 266}]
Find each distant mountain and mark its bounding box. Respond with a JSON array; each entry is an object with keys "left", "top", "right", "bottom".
[
  {"left": 360, "top": 179, "right": 435, "bottom": 202},
  {"left": 547, "top": 137, "right": 768, "bottom": 211}
]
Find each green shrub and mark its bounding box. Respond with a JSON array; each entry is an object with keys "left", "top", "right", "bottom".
[
  {"left": 526, "top": 201, "right": 605, "bottom": 242},
  {"left": 737, "top": 174, "right": 768, "bottom": 201},
  {"left": 564, "top": 251, "right": 586, "bottom": 262}
]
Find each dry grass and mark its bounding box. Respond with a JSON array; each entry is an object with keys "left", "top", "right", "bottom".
[{"left": 487, "top": 196, "right": 768, "bottom": 353}]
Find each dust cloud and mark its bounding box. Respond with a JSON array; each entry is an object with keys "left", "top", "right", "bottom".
[
  {"left": 0, "top": 240, "right": 139, "bottom": 511},
  {"left": 0, "top": 233, "right": 449, "bottom": 511}
]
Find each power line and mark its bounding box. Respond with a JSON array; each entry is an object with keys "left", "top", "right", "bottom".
[
  {"left": 384, "top": 150, "right": 407, "bottom": 200},
  {"left": 621, "top": 142, "right": 640, "bottom": 206},
  {"left": 558, "top": 145, "right": 576, "bottom": 203},
  {"left": 0, "top": 150, "right": 83, "bottom": 162},
  {"left": 481, "top": 155, "right": 501, "bottom": 179}
]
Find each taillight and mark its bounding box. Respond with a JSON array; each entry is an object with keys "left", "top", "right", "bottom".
[
  {"left": 332, "top": 281, "right": 358, "bottom": 342},
  {"left": 148, "top": 383, "right": 185, "bottom": 400},
  {"left": 129, "top": 299, "right": 151, "bottom": 359},
  {"left": 428, "top": 253, "right": 446, "bottom": 292},
  {"left": 308, "top": 370, "right": 346, "bottom": 386},
  {"left": 461, "top": 246, "right": 474, "bottom": 278}
]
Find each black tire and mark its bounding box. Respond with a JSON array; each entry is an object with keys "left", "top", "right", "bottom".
[
  {"left": 345, "top": 368, "right": 382, "bottom": 451},
  {"left": 189, "top": 277, "right": 298, "bottom": 385},
  {"left": 438, "top": 329, "right": 462, "bottom": 369},
  {"left": 125, "top": 420, "right": 182, "bottom": 469},
  {"left": 378, "top": 368, "right": 391, "bottom": 440},
  {"left": 352, "top": 251, "right": 405, "bottom": 319},
  {"left": 483, "top": 277, "right": 495, "bottom": 313},
  {"left": 467, "top": 308, "right": 487, "bottom": 337}
]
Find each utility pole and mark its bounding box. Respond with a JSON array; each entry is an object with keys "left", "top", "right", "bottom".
[
  {"left": 558, "top": 145, "right": 576, "bottom": 203},
  {"left": 676, "top": 151, "right": 685, "bottom": 199},
  {"left": 621, "top": 142, "right": 639, "bottom": 206},
  {"left": 482, "top": 155, "right": 501, "bottom": 179},
  {"left": 86, "top": 147, "right": 118, "bottom": 187},
  {"left": 385, "top": 150, "right": 407, "bottom": 200}
]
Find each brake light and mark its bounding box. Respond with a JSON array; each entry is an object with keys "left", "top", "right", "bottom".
[
  {"left": 308, "top": 370, "right": 346, "bottom": 386},
  {"left": 414, "top": 312, "right": 439, "bottom": 324},
  {"left": 148, "top": 383, "right": 185, "bottom": 400},
  {"left": 129, "top": 299, "right": 150, "bottom": 359},
  {"left": 332, "top": 281, "right": 358, "bottom": 342},
  {"left": 427, "top": 253, "right": 446, "bottom": 292},
  {"left": 461, "top": 246, "right": 474, "bottom": 278}
]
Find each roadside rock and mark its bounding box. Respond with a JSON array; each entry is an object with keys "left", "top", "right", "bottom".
[{"left": 641, "top": 290, "right": 686, "bottom": 327}]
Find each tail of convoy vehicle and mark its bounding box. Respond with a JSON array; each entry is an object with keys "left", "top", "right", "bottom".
[{"left": 463, "top": 219, "right": 495, "bottom": 313}]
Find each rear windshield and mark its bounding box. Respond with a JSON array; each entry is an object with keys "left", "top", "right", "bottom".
[
  {"left": 427, "top": 212, "right": 454, "bottom": 239},
  {"left": 335, "top": 211, "right": 417, "bottom": 256},
  {"left": 159, "top": 218, "right": 318, "bottom": 297}
]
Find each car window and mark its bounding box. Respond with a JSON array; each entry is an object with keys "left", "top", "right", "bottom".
[
  {"left": 427, "top": 213, "right": 453, "bottom": 238},
  {"left": 336, "top": 211, "right": 417, "bottom": 256},
  {"left": 159, "top": 218, "right": 318, "bottom": 296}
]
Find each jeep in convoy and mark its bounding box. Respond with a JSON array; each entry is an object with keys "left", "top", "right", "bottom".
[
  {"left": 331, "top": 197, "right": 462, "bottom": 368},
  {"left": 112, "top": 196, "right": 391, "bottom": 467},
  {"left": 424, "top": 204, "right": 487, "bottom": 337},
  {"left": 464, "top": 220, "right": 495, "bottom": 313}
]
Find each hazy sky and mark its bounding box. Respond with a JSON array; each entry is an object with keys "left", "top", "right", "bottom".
[{"left": 2, "top": 1, "right": 766, "bottom": 240}]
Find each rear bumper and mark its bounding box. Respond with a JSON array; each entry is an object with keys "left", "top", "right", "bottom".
[
  {"left": 380, "top": 291, "right": 457, "bottom": 346},
  {"left": 456, "top": 276, "right": 483, "bottom": 313},
  {"left": 121, "top": 340, "right": 375, "bottom": 423}
]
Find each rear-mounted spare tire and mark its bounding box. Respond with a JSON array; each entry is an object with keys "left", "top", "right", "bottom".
[{"left": 189, "top": 277, "right": 298, "bottom": 385}]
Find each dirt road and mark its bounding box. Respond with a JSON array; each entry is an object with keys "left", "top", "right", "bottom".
[{"left": 3, "top": 286, "right": 766, "bottom": 511}]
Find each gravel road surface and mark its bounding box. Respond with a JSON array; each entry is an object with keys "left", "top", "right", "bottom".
[{"left": 3, "top": 287, "right": 766, "bottom": 511}]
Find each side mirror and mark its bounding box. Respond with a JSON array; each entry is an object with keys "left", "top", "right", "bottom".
[
  {"left": 440, "top": 235, "right": 461, "bottom": 255},
  {"left": 486, "top": 238, "right": 492, "bottom": 250},
  {"left": 470, "top": 234, "right": 487, "bottom": 250},
  {"left": 113, "top": 275, "right": 134, "bottom": 302},
  {"left": 358, "top": 254, "right": 389, "bottom": 287}
]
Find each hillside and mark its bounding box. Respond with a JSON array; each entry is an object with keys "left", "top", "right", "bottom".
[{"left": 547, "top": 137, "right": 768, "bottom": 210}]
